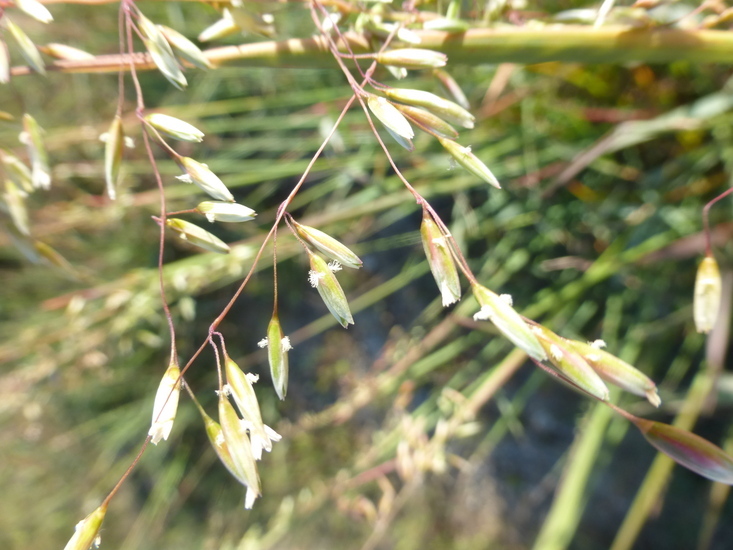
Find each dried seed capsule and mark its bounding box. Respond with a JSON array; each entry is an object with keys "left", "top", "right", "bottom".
[
  {"left": 694, "top": 255, "right": 722, "bottom": 334},
  {"left": 384, "top": 88, "right": 474, "bottom": 129},
  {"left": 196, "top": 201, "right": 256, "bottom": 223},
  {"left": 63, "top": 503, "right": 108, "bottom": 550},
  {"left": 157, "top": 24, "right": 213, "bottom": 70},
  {"left": 138, "top": 13, "right": 187, "bottom": 89},
  {"left": 438, "top": 137, "right": 501, "bottom": 189},
  {"left": 176, "top": 156, "right": 234, "bottom": 202},
  {"left": 293, "top": 221, "right": 362, "bottom": 269},
  {"left": 393, "top": 103, "right": 458, "bottom": 139},
  {"left": 531, "top": 324, "right": 610, "bottom": 401},
  {"left": 308, "top": 251, "right": 354, "bottom": 328},
  {"left": 367, "top": 96, "right": 414, "bottom": 140},
  {"left": 472, "top": 284, "right": 547, "bottom": 361},
  {"left": 376, "top": 48, "right": 447, "bottom": 70},
  {"left": 566, "top": 339, "right": 660, "bottom": 407},
  {"left": 6, "top": 18, "right": 46, "bottom": 75},
  {"left": 16, "top": 0, "right": 53, "bottom": 23},
  {"left": 218, "top": 393, "right": 261, "bottom": 509},
  {"left": 20, "top": 113, "right": 51, "bottom": 190},
  {"left": 103, "top": 115, "right": 124, "bottom": 200},
  {"left": 148, "top": 362, "right": 181, "bottom": 444},
  {"left": 145, "top": 113, "right": 204, "bottom": 142},
  {"left": 165, "top": 218, "right": 230, "bottom": 254},
  {"left": 421, "top": 213, "right": 461, "bottom": 306}
]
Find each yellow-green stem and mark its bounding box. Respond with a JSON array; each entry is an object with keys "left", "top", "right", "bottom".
[{"left": 10, "top": 27, "right": 733, "bottom": 77}]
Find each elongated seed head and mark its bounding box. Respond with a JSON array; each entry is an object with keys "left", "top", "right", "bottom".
[
  {"left": 421, "top": 213, "right": 461, "bottom": 306},
  {"left": 694, "top": 255, "right": 722, "bottom": 334}
]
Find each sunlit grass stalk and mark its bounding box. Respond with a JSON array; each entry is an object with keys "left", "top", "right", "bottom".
[
  {"left": 531, "top": 399, "right": 616, "bottom": 550},
  {"left": 11, "top": 27, "right": 733, "bottom": 77}
]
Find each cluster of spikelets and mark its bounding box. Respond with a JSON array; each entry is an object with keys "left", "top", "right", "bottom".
[
  {"left": 343, "top": 41, "right": 666, "bottom": 409},
  {"left": 6, "top": 4, "right": 720, "bottom": 548},
  {"left": 1, "top": 114, "right": 51, "bottom": 238},
  {"left": 0, "top": 0, "right": 59, "bottom": 252},
  {"left": 420, "top": 212, "right": 663, "bottom": 408}
]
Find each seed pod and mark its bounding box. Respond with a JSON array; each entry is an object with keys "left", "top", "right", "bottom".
[
  {"left": 421, "top": 213, "right": 460, "bottom": 306},
  {"left": 566, "top": 339, "right": 660, "bottom": 407},
  {"left": 192, "top": 396, "right": 253, "bottom": 489},
  {"left": 224, "top": 355, "right": 273, "bottom": 459},
  {"left": 103, "top": 115, "right": 124, "bottom": 200},
  {"left": 367, "top": 96, "right": 414, "bottom": 140},
  {"left": 384, "top": 88, "right": 474, "bottom": 129},
  {"left": 148, "top": 362, "right": 181, "bottom": 444},
  {"left": 531, "top": 324, "right": 610, "bottom": 401},
  {"left": 393, "top": 103, "right": 458, "bottom": 139},
  {"left": 40, "top": 43, "right": 94, "bottom": 61},
  {"left": 138, "top": 13, "right": 187, "bottom": 89},
  {"left": 472, "top": 283, "right": 547, "bottom": 361},
  {"left": 145, "top": 113, "right": 204, "bottom": 142},
  {"left": 63, "top": 503, "right": 108, "bottom": 550},
  {"left": 308, "top": 251, "right": 354, "bottom": 328},
  {"left": 261, "top": 314, "right": 292, "bottom": 400},
  {"left": 16, "top": 0, "right": 53, "bottom": 23},
  {"left": 635, "top": 419, "right": 733, "bottom": 484},
  {"left": 20, "top": 113, "right": 51, "bottom": 190},
  {"left": 199, "top": 405, "right": 241, "bottom": 481},
  {"left": 293, "top": 221, "right": 362, "bottom": 269},
  {"left": 438, "top": 137, "right": 501, "bottom": 189},
  {"left": 694, "top": 254, "right": 722, "bottom": 334},
  {"left": 218, "top": 393, "right": 261, "bottom": 509},
  {"left": 157, "top": 24, "right": 213, "bottom": 69},
  {"left": 196, "top": 201, "right": 256, "bottom": 223},
  {"left": 176, "top": 156, "right": 234, "bottom": 202},
  {"left": 165, "top": 218, "right": 230, "bottom": 254},
  {"left": 376, "top": 48, "right": 447, "bottom": 70},
  {"left": 6, "top": 18, "right": 46, "bottom": 75}
]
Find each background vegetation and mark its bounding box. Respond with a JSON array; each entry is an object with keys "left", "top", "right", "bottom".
[{"left": 0, "top": 1, "right": 732, "bottom": 549}]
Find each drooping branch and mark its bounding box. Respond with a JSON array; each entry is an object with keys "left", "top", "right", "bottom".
[{"left": 9, "top": 26, "right": 733, "bottom": 77}]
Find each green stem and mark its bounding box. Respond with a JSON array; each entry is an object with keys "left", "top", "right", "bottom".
[{"left": 10, "top": 27, "right": 733, "bottom": 77}]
